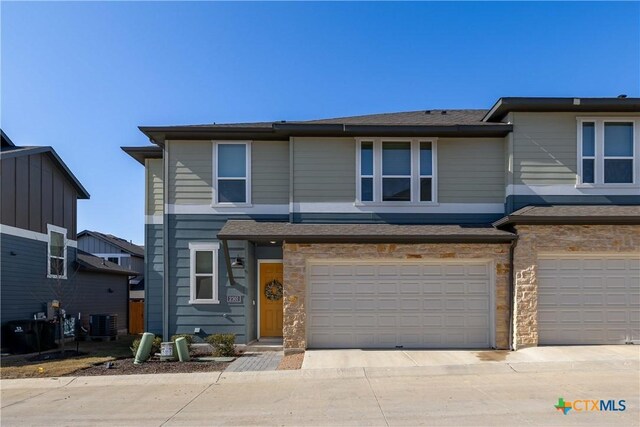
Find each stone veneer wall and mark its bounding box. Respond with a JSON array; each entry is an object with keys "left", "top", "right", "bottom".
[
  {"left": 512, "top": 224, "right": 640, "bottom": 349},
  {"left": 282, "top": 243, "right": 511, "bottom": 353}
]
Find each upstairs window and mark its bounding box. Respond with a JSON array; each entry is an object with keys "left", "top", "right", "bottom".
[
  {"left": 215, "top": 142, "right": 251, "bottom": 204},
  {"left": 357, "top": 138, "right": 436, "bottom": 204},
  {"left": 189, "top": 242, "right": 220, "bottom": 304},
  {"left": 578, "top": 119, "right": 637, "bottom": 186},
  {"left": 47, "top": 225, "right": 67, "bottom": 279}
]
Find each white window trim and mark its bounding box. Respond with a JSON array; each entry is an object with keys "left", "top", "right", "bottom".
[
  {"left": 355, "top": 138, "right": 438, "bottom": 205},
  {"left": 47, "top": 224, "right": 67, "bottom": 279},
  {"left": 212, "top": 141, "right": 252, "bottom": 207},
  {"left": 188, "top": 242, "right": 220, "bottom": 304},
  {"left": 576, "top": 118, "right": 639, "bottom": 188}
]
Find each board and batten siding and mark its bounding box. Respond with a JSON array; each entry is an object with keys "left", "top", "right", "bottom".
[
  {"left": 1, "top": 152, "right": 78, "bottom": 239},
  {"left": 292, "top": 137, "right": 356, "bottom": 202},
  {"left": 511, "top": 112, "right": 640, "bottom": 186},
  {"left": 146, "top": 158, "right": 164, "bottom": 216},
  {"left": 252, "top": 141, "right": 289, "bottom": 204},
  {"left": 437, "top": 138, "right": 506, "bottom": 203}
]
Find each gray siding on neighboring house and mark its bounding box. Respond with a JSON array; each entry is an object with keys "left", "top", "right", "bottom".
[
  {"left": 77, "top": 235, "right": 123, "bottom": 255},
  {"left": 0, "top": 233, "right": 128, "bottom": 333},
  {"left": 145, "top": 224, "right": 164, "bottom": 335},
  {"left": 1, "top": 152, "right": 78, "bottom": 238},
  {"left": 292, "top": 137, "right": 356, "bottom": 202},
  {"left": 438, "top": 138, "right": 506, "bottom": 203},
  {"left": 252, "top": 141, "right": 289, "bottom": 204}
]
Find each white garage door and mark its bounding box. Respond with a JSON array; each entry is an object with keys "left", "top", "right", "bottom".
[
  {"left": 538, "top": 255, "right": 640, "bottom": 345},
  {"left": 307, "top": 261, "right": 493, "bottom": 349}
]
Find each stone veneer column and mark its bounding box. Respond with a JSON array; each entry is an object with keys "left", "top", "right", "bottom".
[
  {"left": 511, "top": 225, "right": 538, "bottom": 349},
  {"left": 282, "top": 243, "right": 306, "bottom": 353}
]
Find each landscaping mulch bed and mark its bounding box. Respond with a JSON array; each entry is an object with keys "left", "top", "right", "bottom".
[
  {"left": 75, "top": 357, "right": 231, "bottom": 376},
  {"left": 27, "top": 350, "right": 87, "bottom": 362},
  {"left": 277, "top": 352, "right": 304, "bottom": 370}
]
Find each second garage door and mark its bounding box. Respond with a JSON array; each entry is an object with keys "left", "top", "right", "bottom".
[
  {"left": 538, "top": 255, "right": 640, "bottom": 345},
  {"left": 306, "top": 260, "right": 493, "bottom": 349}
]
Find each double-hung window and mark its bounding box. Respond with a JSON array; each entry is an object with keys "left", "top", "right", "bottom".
[
  {"left": 189, "top": 242, "right": 220, "bottom": 304},
  {"left": 357, "top": 138, "right": 436, "bottom": 203},
  {"left": 214, "top": 142, "right": 251, "bottom": 204},
  {"left": 47, "top": 224, "right": 67, "bottom": 279},
  {"left": 578, "top": 119, "right": 638, "bottom": 186}
]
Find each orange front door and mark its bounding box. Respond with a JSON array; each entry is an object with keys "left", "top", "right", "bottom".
[{"left": 259, "top": 262, "right": 283, "bottom": 337}]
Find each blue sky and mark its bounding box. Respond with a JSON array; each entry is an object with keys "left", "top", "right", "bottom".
[{"left": 2, "top": 1, "right": 638, "bottom": 244}]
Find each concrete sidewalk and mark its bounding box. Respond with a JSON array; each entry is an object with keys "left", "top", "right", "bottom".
[
  {"left": 302, "top": 345, "right": 640, "bottom": 369},
  {"left": 2, "top": 355, "right": 639, "bottom": 426}
]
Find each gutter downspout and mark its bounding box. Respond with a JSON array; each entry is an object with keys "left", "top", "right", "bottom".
[
  {"left": 162, "top": 141, "right": 170, "bottom": 341},
  {"left": 220, "top": 239, "right": 238, "bottom": 286},
  {"left": 508, "top": 232, "right": 518, "bottom": 351}
]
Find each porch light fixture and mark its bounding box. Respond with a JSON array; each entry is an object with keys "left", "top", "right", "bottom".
[
  {"left": 231, "top": 257, "right": 244, "bottom": 268},
  {"left": 269, "top": 240, "right": 277, "bottom": 245}
]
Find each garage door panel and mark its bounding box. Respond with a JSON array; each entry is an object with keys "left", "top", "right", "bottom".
[
  {"left": 538, "top": 255, "right": 639, "bottom": 345},
  {"left": 307, "top": 260, "right": 492, "bottom": 349}
]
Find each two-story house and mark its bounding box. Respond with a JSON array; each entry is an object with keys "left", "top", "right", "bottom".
[
  {"left": 1, "top": 130, "right": 133, "bottom": 341},
  {"left": 123, "top": 97, "right": 640, "bottom": 353}
]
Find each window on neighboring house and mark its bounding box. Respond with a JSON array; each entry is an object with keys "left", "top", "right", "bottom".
[
  {"left": 47, "top": 225, "right": 67, "bottom": 279},
  {"left": 579, "top": 119, "right": 637, "bottom": 185},
  {"left": 189, "top": 242, "right": 220, "bottom": 304},
  {"left": 107, "top": 257, "right": 119, "bottom": 265},
  {"left": 357, "top": 139, "right": 436, "bottom": 203},
  {"left": 215, "top": 142, "right": 250, "bottom": 204}
]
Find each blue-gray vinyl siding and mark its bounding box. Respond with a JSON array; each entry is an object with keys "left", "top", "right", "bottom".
[
  {"left": 145, "top": 224, "right": 164, "bottom": 335},
  {"left": 167, "top": 214, "right": 287, "bottom": 343},
  {"left": 291, "top": 212, "right": 503, "bottom": 224},
  {"left": 0, "top": 233, "right": 128, "bottom": 336}
]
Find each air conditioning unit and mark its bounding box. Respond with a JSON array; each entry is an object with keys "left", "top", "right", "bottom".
[{"left": 89, "top": 314, "right": 118, "bottom": 337}]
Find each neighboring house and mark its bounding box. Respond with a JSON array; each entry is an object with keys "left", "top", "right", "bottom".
[
  {"left": 122, "top": 96, "right": 640, "bottom": 353},
  {"left": 1, "top": 130, "right": 132, "bottom": 341},
  {"left": 77, "top": 230, "right": 145, "bottom": 299}
]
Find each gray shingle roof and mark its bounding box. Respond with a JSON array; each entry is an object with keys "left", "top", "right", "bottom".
[
  {"left": 494, "top": 205, "right": 640, "bottom": 227},
  {"left": 76, "top": 252, "right": 138, "bottom": 275},
  {"left": 176, "top": 110, "right": 494, "bottom": 128},
  {"left": 218, "top": 221, "right": 515, "bottom": 243},
  {"left": 78, "top": 230, "right": 144, "bottom": 257}
]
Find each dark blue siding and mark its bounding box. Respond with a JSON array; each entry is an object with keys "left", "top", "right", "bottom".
[
  {"left": 1, "top": 233, "right": 128, "bottom": 338},
  {"left": 145, "top": 224, "right": 164, "bottom": 335}
]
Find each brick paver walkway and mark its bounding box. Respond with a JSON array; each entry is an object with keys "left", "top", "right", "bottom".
[{"left": 225, "top": 351, "right": 283, "bottom": 372}]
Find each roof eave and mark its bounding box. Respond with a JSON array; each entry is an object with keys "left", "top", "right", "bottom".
[
  {"left": 493, "top": 216, "right": 640, "bottom": 228},
  {"left": 121, "top": 146, "right": 163, "bottom": 165},
  {"left": 217, "top": 234, "right": 515, "bottom": 244}
]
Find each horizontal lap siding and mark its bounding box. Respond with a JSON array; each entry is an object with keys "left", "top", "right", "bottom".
[
  {"left": 145, "top": 224, "right": 164, "bottom": 335},
  {"left": 1, "top": 234, "right": 128, "bottom": 331},
  {"left": 168, "top": 215, "right": 249, "bottom": 342},
  {"left": 512, "top": 113, "right": 577, "bottom": 186},
  {"left": 293, "top": 137, "right": 356, "bottom": 202},
  {"left": 252, "top": 141, "right": 289, "bottom": 204},
  {"left": 438, "top": 138, "right": 506, "bottom": 203},
  {"left": 146, "top": 158, "right": 164, "bottom": 216},
  {"left": 168, "top": 141, "right": 212, "bottom": 205}
]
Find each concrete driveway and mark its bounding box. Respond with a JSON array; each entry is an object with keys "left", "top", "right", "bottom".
[
  {"left": 2, "top": 354, "right": 639, "bottom": 426},
  {"left": 302, "top": 345, "right": 640, "bottom": 369}
]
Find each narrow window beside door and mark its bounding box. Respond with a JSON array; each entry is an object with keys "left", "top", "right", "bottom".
[{"left": 189, "top": 242, "right": 220, "bottom": 304}]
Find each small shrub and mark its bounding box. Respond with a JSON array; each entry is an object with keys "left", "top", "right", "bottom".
[
  {"left": 130, "top": 336, "right": 162, "bottom": 357},
  {"left": 206, "top": 333, "right": 236, "bottom": 357}
]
